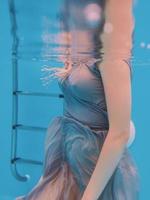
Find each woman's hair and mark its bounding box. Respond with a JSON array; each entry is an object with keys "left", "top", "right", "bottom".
[
  {"left": 40, "top": 57, "right": 101, "bottom": 86},
  {"left": 40, "top": 0, "right": 107, "bottom": 86},
  {"left": 40, "top": 61, "right": 72, "bottom": 86}
]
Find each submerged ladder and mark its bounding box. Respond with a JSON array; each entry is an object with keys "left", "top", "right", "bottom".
[{"left": 8, "top": 0, "right": 64, "bottom": 182}]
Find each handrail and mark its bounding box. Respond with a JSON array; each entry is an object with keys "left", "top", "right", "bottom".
[{"left": 8, "top": 0, "right": 64, "bottom": 181}]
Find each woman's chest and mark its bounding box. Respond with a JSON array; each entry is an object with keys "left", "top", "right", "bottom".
[{"left": 58, "top": 64, "right": 105, "bottom": 104}]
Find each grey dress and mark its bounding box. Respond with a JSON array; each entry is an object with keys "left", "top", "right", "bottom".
[{"left": 16, "top": 0, "right": 140, "bottom": 199}]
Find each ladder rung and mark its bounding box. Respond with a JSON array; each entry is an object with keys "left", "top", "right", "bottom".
[
  {"left": 13, "top": 91, "right": 64, "bottom": 98},
  {"left": 13, "top": 124, "right": 47, "bottom": 132},
  {"left": 11, "top": 157, "right": 43, "bottom": 165}
]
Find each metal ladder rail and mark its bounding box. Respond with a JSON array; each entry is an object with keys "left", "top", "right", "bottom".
[
  {"left": 11, "top": 91, "right": 64, "bottom": 182},
  {"left": 8, "top": 0, "right": 64, "bottom": 182}
]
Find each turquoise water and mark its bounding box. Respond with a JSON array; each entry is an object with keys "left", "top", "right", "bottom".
[{"left": 0, "top": 0, "right": 150, "bottom": 199}]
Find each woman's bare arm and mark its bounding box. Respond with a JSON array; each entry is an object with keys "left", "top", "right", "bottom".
[{"left": 81, "top": 0, "right": 135, "bottom": 199}]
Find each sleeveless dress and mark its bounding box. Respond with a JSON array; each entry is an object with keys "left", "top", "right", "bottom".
[{"left": 16, "top": 0, "right": 140, "bottom": 199}]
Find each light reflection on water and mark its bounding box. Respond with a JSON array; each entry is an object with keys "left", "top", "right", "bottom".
[{"left": 9, "top": 0, "right": 150, "bottom": 86}]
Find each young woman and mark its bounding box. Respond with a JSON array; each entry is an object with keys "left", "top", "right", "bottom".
[{"left": 16, "top": 0, "right": 140, "bottom": 199}]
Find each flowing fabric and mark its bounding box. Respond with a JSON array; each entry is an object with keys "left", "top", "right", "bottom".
[{"left": 16, "top": 62, "right": 140, "bottom": 200}]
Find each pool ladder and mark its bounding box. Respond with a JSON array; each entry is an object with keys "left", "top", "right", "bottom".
[
  {"left": 8, "top": 0, "right": 64, "bottom": 181},
  {"left": 11, "top": 87, "right": 64, "bottom": 182},
  {"left": 10, "top": 59, "right": 64, "bottom": 182}
]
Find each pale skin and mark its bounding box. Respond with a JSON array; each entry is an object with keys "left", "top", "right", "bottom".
[{"left": 81, "top": 0, "right": 135, "bottom": 200}]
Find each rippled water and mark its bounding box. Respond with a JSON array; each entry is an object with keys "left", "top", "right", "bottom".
[{"left": 9, "top": 0, "right": 150, "bottom": 86}]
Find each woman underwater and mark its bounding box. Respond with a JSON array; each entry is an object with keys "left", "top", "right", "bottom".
[{"left": 16, "top": 0, "right": 140, "bottom": 199}]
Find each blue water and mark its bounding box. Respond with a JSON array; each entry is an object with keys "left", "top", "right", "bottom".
[{"left": 0, "top": 0, "right": 150, "bottom": 199}]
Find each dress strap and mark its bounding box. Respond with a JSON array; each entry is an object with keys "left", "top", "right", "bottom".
[{"left": 71, "top": 57, "right": 102, "bottom": 76}]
